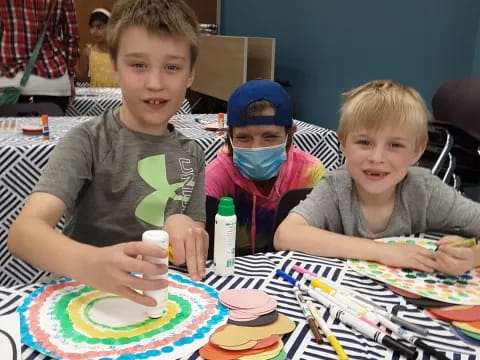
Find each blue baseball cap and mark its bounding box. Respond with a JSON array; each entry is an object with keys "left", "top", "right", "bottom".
[{"left": 227, "top": 80, "right": 293, "bottom": 127}]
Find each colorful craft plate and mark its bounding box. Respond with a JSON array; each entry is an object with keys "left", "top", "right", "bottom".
[
  {"left": 18, "top": 273, "right": 228, "bottom": 360},
  {"left": 348, "top": 237, "right": 480, "bottom": 305}
]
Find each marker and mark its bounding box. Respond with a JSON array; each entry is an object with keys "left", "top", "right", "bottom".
[
  {"left": 293, "top": 288, "right": 323, "bottom": 344},
  {"left": 275, "top": 270, "right": 418, "bottom": 359},
  {"left": 452, "top": 238, "right": 477, "bottom": 248},
  {"left": 276, "top": 269, "right": 296, "bottom": 285},
  {"left": 292, "top": 265, "right": 429, "bottom": 336},
  {"left": 298, "top": 273, "right": 386, "bottom": 332},
  {"left": 168, "top": 245, "right": 175, "bottom": 262},
  {"left": 306, "top": 301, "right": 349, "bottom": 360},
  {"left": 309, "top": 276, "right": 384, "bottom": 327},
  {"left": 374, "top": 315, "right": 450, "bottom": 360},
  {"left": 305, "top": 283, "right": 418, "bottom": 360},
  {"left": 435, "top": 237, "right": 477, "bottom": 251}
]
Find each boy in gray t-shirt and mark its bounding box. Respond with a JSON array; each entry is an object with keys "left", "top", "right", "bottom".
[
  {"left": 274, "top": 80, "right": 480, "bottom": 275},
  {"left": 8, "top": 0, "right": 207, "bottom": 307}
]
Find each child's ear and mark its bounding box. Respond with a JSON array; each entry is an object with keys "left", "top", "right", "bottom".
[
  {"left": 287, "top": 124, "right": 297, "bottom": 136},
  {"left": 110, "top": 57, "right": 119, "bottom": 82},
  {"left": 411, "top": 141, "right": 427, "bottom": 165},
  {"left": 187, "top": 67, "right": 195, "bottom": 88}
]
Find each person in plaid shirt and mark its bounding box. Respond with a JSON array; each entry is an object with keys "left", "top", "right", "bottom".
[{"left": 0, "top": 0, "right": 80, "bottom": 113}]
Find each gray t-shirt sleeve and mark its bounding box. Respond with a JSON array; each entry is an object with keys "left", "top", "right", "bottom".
[
  {"left": 290, "top": 176, "right": 342, "bottom": 231},
  {"left": 426, "top": 173, "right": 480, "bottom": 235},
  {"left": 34, "top": 125, "right": 93, "bottom": 210},
  {"left": 184, "top": 155, "right": 206, "bottom": 223}
]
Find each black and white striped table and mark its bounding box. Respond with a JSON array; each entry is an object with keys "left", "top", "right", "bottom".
[
  {"left": 66, "top": 88, "right": 192, "bottom": 116},
  {"left": 0, "top": 114, "right": 342, "bottom": 287},
  {"left": 0, "top": 245, "right": 477, "bottom": 360}
]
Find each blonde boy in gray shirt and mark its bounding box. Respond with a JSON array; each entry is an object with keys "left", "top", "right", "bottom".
[{"left": 275, "top": 80, "right": 480, "bottom": 275}]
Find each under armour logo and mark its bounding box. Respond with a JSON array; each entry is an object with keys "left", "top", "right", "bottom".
[{"left": 135, "top": 155, "right": 186, "bottom": 226}]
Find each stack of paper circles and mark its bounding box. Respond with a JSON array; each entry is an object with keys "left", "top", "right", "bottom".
[
  {"left": 200, "top": 288, "right": 295, "bottom": 359},
  {"left": 427, "top": 305, "right": 480, "bottom": 346},
  {"left": 18, "top": 273, "right": 228, "bottom": 360}
]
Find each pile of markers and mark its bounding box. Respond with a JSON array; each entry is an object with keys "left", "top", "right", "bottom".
[
  {"left": 276, "top": 266, "right": 451, "bottom": 360},
  {"left": 199, "top": 288, "right": 295, "bottom": 359}
]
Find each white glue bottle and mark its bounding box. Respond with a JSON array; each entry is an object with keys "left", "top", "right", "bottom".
[
  {"left": 214, "top": 197, "right": 236, "bottom": 276},
  {"left": 142, "top": 230, "right": 169, "bottom": 318}
]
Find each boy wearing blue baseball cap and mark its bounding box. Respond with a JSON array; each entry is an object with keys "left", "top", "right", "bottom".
[{"left": 206, "top": 80, "right": 325, "bottom": 255}]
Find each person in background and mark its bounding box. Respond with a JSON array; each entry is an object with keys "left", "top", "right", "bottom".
[
  {"left": 0, "top": 0, "right": 80, "bottom": 113},
  {"left": 206, "top": 80, "right": 325, "bottom": 255},
  {"left": 9, "top": 0, "right": 208, "bottom": 307},
  {"left": 275, "top": 80, "right": 480, "bottom": 275},
  {"left": 75, "top": 8, "right": 118, "bottom": 87}
]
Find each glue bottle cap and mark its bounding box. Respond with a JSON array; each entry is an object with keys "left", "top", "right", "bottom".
[{"left": 218, "top": 197, "right": 235, "bottom": 216}]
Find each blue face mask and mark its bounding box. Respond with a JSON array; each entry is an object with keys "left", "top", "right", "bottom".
[{"left": 232, "top": 141, "right": 287, "bottom": 181}]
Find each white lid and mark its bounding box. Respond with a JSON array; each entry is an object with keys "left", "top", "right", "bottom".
[{"left": 142, "top": 230, "right": 169, "bottom": 247}]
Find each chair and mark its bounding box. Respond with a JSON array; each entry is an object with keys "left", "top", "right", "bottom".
[
  {"left": 434, "top": 152, "right": 456, "bottom": 186},
  {"left": 0, "top": 102, "right": 63, "bottom": 117},
  {"left": 272, "top": 188, "right": 312, "bottom": 234},
  {"left": 431, "top": 77, "right": 480, "bottom": 187},
  {"left": 427, "top": 120, "right": 480, "bottom": 187},
  {"left": 432, "top": 76, "right": 480, "bottom": 140},
  {"left": 419, "top": 125, "right": 453, "bottom": 176}
]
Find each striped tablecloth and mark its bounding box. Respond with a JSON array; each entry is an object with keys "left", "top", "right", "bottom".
[
  {"left": 0, "top": 114, "right": 342, "bottom": 287},
  {"left": 66, "top": 88, "right": 192, "bottom": 116},
  {"left": 0, "top": 242, "right": 477, "bottom": 359}
]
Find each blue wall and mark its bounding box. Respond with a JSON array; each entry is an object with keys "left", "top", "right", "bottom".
[
  {"left": 221, "top": 0, "right": 480, "bottom": 129},
  {"left": 474, "top": 17, "right": 480, "bottom": 74}
]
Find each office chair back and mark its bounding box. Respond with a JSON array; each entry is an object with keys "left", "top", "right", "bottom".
[
  {"left": 272, "top": 188, "right": 312, "bottom": 234},
  {"left": 432, "top": 76, "right": 480, "bottom": 140}
]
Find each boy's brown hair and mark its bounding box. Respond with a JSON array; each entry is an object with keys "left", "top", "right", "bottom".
[
  {"left": 338, "top": 80, "right": 429, "bottom": 150},
  {"left": 107, "top": 0, "right": 199, "bottom": 67}
]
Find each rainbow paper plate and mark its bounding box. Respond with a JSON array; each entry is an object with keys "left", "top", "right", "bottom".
[
  {"left": 348, "top": 237, "right": 480, "bottom": 305},
  {"left": 18, "top": 273, "right": 228, "bottom": 359}
]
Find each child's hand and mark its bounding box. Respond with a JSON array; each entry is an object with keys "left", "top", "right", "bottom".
[
  {"left": 434, "top": 236, "right": 477, "bottom": 275},
  {"left": 377, "top": 243, "right": 436, "bottom": 272},
  {"left": 84, "top": 241, "right": 168, "bottom": 306},
  {"left": 163, "top": 214, "right": 209, "bottom": 281}
]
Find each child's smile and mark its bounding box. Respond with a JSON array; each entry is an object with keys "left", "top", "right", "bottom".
[
  {"left": 144, "top": 98, "right": 169, "bottom": 110},
  {"left": 362, "top": 169, "right": 390, "bottom": 181},
  {"left": 342, "top": 125, "right": 425, "bottom": 201}
]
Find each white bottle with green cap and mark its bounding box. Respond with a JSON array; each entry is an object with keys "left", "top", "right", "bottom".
[{"left": 214, "top": 197, "right": 236, "bottom": 276}]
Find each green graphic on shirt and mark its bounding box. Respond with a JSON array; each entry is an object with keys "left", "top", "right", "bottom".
[{"left": 135, "top": 155, "right": 186, "bottom": 226}]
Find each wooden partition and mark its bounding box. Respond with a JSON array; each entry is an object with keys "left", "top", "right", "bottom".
[
  {"left": 191, "top": 35, "right": 275, "bottom": 101},
  {"left": 247, "top": 37, "right": 276, "bottom": 81},
  {"left": 191, "top": 36, "right": 248, "bottom": 101}
]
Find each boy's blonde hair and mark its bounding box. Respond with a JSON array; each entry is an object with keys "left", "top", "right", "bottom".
[
  {"left": 107, "top": 0, "right": 199, "bottom": 67},
  {"left": 338, "top": 80, "right": 429, "bottom": 149}
]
